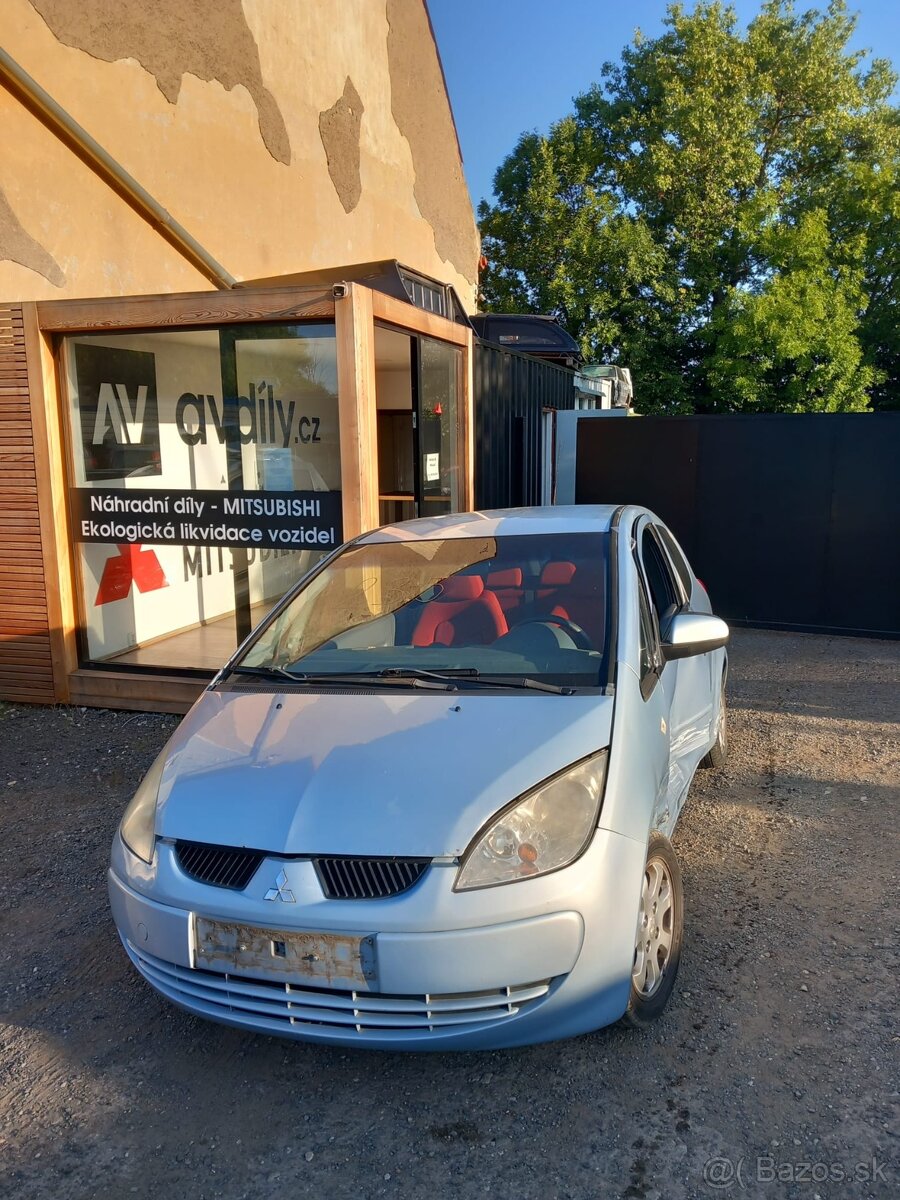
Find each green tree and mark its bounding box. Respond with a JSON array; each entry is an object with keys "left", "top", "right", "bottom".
[
  {"left": 845, "top": 145, "right": 900, "bottom": 409},
  {"left": 478, "top": 1, "right": 899, "bottom": 413}
]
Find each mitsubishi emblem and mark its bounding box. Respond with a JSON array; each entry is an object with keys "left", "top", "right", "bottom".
[{"left": 264, "top": 868, "right": 295, "bottom": 903}]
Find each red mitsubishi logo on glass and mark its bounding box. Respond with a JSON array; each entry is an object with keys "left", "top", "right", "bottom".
[{"left": 95, "top": 544, "right": 168, "bottom": 606}]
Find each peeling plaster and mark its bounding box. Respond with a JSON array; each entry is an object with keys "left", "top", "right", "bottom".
[
  {"left": 385, "top": 0, "right": 479, "bottom": 280},
  {"left": 29, "top": 0, "right": 291, "bottom": 164},
  {"left": 319, "top": 77, "right": 364, "bottom": 214},
  {"left": 0, "top": 185, "right": 65, "bottom": 286}
]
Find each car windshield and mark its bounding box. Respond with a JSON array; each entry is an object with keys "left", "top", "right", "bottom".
[{"left": 235, "top": 532, "right": 610, "bottom": 689}]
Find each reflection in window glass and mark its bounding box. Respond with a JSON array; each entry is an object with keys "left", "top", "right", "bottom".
[
  {"left": 63, "top": 324, "right": 339, "bottom": 671},
  {"left": 656, "top": 524, "right": 693, "bottom": 599},
  {"left": 229, "top": 331, "right": 342, "bottom": 623},
  {"left": 241, "top": 534, "right": 610, "bottom": 689},
  {"left": 419, "top": 339, "right": 460, "bottom": 515}
]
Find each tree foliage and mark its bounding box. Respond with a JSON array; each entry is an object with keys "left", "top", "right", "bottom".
[{"left": 478, "top": 1, "right": 899, "bottom": 412}]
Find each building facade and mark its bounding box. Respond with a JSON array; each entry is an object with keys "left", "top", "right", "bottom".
[
  {"left": 0, "top": 0, "right": 480, "bottom": 712},
  {"left": 1, "top": 0, "right": 478, "bottom": 301}
]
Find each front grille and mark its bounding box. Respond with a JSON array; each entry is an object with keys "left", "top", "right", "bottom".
[
  {"left": 173, "top": 844, "right": 428, "bottom": 898},
  {"left": 126, "top": 942, "right": 551, "bottom": 1036},
  {"left": 175, "top": 841, "right": 264, "bottom": 890},
  {"left": 315, "top": 857, "right": 429, "bottom": 900}
]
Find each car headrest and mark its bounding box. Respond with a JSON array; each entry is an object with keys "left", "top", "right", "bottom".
[
  {"left": 486, "top": 567, "right": 523, "bottom": 589},
  {"left": 440, "top": 575, "right": 485, "bottom": 601},
  {"left": 540, "top": 561, "right": 577, "bottom": 587}
]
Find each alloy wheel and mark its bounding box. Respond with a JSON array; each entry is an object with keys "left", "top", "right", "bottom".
[{"left": 632, "top": 857, "right": 675, "bottom": 997}]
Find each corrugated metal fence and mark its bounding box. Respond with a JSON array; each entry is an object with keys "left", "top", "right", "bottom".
[{"left": 473, "top": 340, "right": 577, "bottom": 509}]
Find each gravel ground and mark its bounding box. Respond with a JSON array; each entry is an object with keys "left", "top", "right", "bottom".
[{"left": 0, "top": 629, "right": 897, "bottom": 1200}]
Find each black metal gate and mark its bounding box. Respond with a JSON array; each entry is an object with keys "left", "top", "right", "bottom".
[
  {"left": 474, "top": 340, "right": 576, "bottom": 509},
  {"left": 574, "top": 413, "right": 900, "bottom": 637}
]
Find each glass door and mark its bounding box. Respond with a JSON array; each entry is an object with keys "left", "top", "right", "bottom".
[
  {"left": 414, "top": 336, "right": 461, "bottom": 517},
  {"left": 375, "top": 328, "right": 462, "bottom": 524}
]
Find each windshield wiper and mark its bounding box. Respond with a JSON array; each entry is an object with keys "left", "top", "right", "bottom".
[
  {"left": 226, "top": 665, "right": 574, "bottom": 694},
  {"left": 227, "top": 664, "right": 300, "bottom": 682},
  {"left": 466, "top": 675, "right": 576, "bottom": 695},
  {"left": 381, "top": 667, "right": 575, "bottom": 694},
  {"left": 227, "top": 664, "right": 456, "bottom": 691},
  {"left": 379, "top": 667, "right": 477, "bottom": 685},
  {"left": 291, "top": 669, "right": 462, "bottom": 691},
  {"left": 359, "top": 667, "right": 576, "bottom": 694}
]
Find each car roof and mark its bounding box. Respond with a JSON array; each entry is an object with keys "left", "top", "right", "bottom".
[
  {"left": 470, "top": 313, "right": 561, "bottom": 324},
  {"left": 468, "top": 313, "right": 580, "bottom": 349},
  {"left": 360, "top": 505, "right": 623, "bottom": 543}
]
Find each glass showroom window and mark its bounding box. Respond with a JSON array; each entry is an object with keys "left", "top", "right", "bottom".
[{"left": 62, "top": 324, "right": 341, "bottom": 671}]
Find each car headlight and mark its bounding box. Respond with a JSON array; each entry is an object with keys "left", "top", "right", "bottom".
[
  {"left": 454, "top": 750, "right": 608, "bottom": 891},
  {"left": 120, "top": 746, "right": 168, "bottom": 864}
]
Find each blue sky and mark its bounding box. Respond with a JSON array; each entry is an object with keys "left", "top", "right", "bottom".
[{"left": 428, "top": 0, "right": 900, "bottom": 211}]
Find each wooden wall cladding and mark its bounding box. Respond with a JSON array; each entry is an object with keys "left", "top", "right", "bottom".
[{"left": 0, "top": 304, "right": 55, "bottom": 704}]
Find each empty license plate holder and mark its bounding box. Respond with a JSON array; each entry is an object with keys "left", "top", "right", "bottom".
[{"left": 194, "top": 917, "right": 376, "bottom": 987}]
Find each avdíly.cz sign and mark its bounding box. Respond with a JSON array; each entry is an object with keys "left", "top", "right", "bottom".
[{"left": 70, "top": 488, "right": 343, "bottom": 550}]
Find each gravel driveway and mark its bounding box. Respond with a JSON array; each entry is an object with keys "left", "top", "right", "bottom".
[{"left": 1, "top": 629, "right": 897, "bottom": 1199}]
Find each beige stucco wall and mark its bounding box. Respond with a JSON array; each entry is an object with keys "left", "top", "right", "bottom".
[{"left": 0, "top": 0, "right": 479, "bottom": 304}]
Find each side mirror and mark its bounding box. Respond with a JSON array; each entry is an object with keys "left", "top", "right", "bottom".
[{"left": 661, "top": 612, "right": 729, "bottom": 661}]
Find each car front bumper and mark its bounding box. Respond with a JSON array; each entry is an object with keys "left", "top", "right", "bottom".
[{"left": 108, "top": 827, "right": 645, "bottom": 1050}]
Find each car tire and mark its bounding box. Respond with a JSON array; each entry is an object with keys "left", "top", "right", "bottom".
[
  {"left": 699, "top": 677, "right": 728, "bottom": 769},
  {"left": 622, "top": 832, "right": 683, "bottom": 1028}
]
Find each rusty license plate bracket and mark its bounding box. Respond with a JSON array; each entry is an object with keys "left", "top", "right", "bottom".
[{"left": 194, "top": 916, "right": 376, "bottom": 987}]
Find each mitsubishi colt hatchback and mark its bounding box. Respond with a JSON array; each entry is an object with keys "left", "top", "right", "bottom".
[{"left": 109, "top": 506, "right": 729, "bottom": 1049}]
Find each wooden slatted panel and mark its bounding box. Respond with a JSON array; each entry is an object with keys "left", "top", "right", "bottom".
[{"left": 0, "top": 304, "right": 54, "bottom": 703}]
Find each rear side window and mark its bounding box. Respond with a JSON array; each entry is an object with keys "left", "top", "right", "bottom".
[
  {"left": 633, "top": 560, "right": 661, "bottom": 699},
  {"left": 637, "top": 578, "right": 656, "bottom": 683},
  {"left": 656, "top": 525, "right": 693, "bottom": 599},
  {"left": 640, "top": 528, "right": 679, "bottom": 626}
]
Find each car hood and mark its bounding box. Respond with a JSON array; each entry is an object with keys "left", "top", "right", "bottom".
[{"left": 155, "top": 688, "right": 613, "bottom": 857}]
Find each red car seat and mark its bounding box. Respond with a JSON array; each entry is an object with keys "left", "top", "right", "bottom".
[
  {"left": 534, "top": 560, "right": 604, "bottom": 648},
  {"left": 485, "top": 567, "right": 525, "bottom": 617},
  {"left": 536, "top": 560, "right": 577, "bottom": 616},
  {"left": 412, "top": 576, "right": 508, "bottom": 647}
]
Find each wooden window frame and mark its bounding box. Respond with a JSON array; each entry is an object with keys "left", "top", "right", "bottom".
[{"left": 15, "top": 281, "right": 472, "bottom": 709}]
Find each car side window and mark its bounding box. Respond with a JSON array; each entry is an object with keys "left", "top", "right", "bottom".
[
  {"left": 656, "top": 524, "right": 693, "bottom": 601},
  {"left": 640, "top": 528, "right": 680, "bottom": 633},
  {"left": 634, "top": 558, "right": 660, "bottom": 698}
]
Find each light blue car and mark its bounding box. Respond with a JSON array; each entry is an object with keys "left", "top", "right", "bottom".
[{"left": 109, "top": 506, "right": 729, "bottom": 1049}]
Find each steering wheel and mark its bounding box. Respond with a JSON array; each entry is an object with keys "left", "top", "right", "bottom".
[{"left": 512, "top": 615, "right": 593, "bottom": 651}]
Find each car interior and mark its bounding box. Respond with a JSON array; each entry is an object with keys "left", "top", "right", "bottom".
[
  {"left": 241, "top": 533, "right": 611, "bottom": 685},
  {"left": 319, "top": 542, "right": 610, "bottom": 682},
  {"left": 407, "top": 557, "right": 605, "bottom": 652}
]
